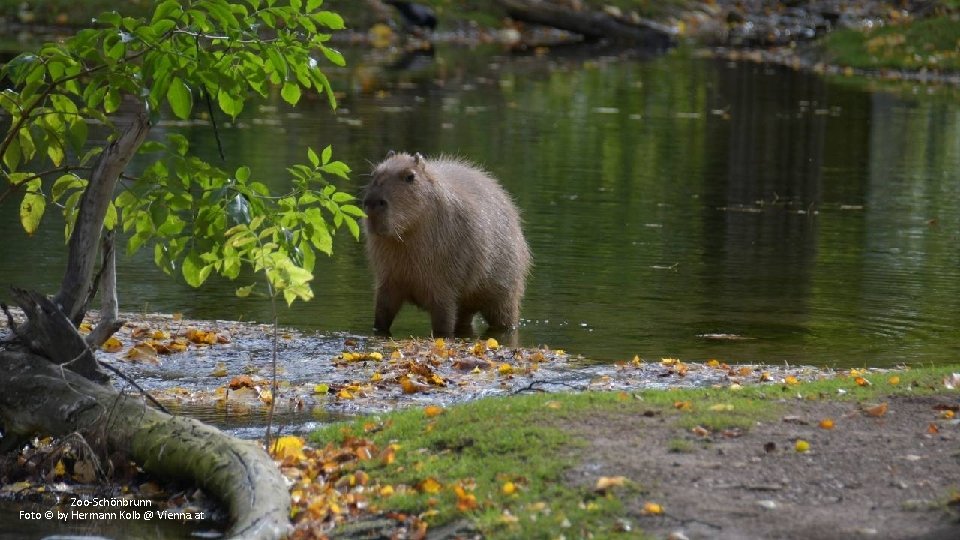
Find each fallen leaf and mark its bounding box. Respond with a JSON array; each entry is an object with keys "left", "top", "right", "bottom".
[
  {"left": 101, "top": 336, "right": 123, "bottom": 352},
  {"left": 417, "top": 477, "right": 442, "bottom": 494},
  {"left": 819, "top": 418, "right": 835, "bottom": 430},
  {"left": 864, "top": 402, "right": 888, "bottom": 417},
  {"left": 502, "top": 481, "right": 517, "bottom": 495},
  {"left": 595, "top": 476, "right": 627, "bottom": 491},
  {"left": 708, "top": 403, "right": 734, "bottom": 411},
  {"left": 641, "top": 502, "right": 663, "bottom": 515},
  {"left": 855, "top": 376, "right": 871, "bottom": 387},
  {"left": 673, "top": 401, "right": 693, "bottom": 411},
  {"left": 888, "top": 375, "right": 900, "bottom": 385},
  {"left": 928, "top": 423, "right": 940, "bottom": 434},
  {"left": 691, "top": 425, "right": 710, "bottom": 437},
  {"left": 784, "top": 375, "right": 800, "bottom": 385},
  {"left": 795, "top": 439, "right": 810, "bottom": 453},
  {"left": 486, "top": 337, "right": 500, "bottom": 349},
  {"left": 454, "top": 483, "right": 478, "bottom": 511},
  {"left": 424, "top": 405, "right": 443, "bottom": 417}
]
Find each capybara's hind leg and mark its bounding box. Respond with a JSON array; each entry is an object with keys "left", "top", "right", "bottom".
[{"left": 481, "top": 297, "right": 520, "bottom": 331}]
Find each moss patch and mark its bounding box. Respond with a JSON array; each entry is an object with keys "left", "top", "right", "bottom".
[{"left": 822, "top": 16, "right": 960, "bottom": 72}]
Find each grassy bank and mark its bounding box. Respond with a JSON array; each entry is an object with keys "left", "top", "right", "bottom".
[
  {"left": 822, "top": 15, "right": 960, "bottom": 72},
  {"left": 307, "top": 364, "right": 960, "bottom": 538}
]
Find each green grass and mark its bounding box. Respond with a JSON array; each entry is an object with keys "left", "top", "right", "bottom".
[
  {"left": 822, "top": 15, "right": 960, "bottom": 72},
  {"left": 312, "top": 364, "right": 960, "bottom": 538}
]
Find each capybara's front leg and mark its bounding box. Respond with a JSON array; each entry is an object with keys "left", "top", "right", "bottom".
[
  {"left": 429, "top": 301, "right": 457, "bottom": 338},
  {"left": 373, "top": 287, "right": 403, "bottom": 335}
]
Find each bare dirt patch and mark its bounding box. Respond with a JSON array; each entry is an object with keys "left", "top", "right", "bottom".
[{"left": 564, "top": 395, "right": 960, "bottom": 539}]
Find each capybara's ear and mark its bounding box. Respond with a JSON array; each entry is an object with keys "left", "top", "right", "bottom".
[
  {"left": 413, "top": 152, "right": 425, "bottom": 167},
  {"left": 386, "top": 150, "right": 396, "bottom": 158}
]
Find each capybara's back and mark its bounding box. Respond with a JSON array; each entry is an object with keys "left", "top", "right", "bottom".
[{"left": 362, "top": 151, "right": 530, "bottom": 337}]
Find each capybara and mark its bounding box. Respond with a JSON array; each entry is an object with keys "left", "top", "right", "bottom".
[{"left": 362, "top": 151, "right": 531, "bottom": 337}]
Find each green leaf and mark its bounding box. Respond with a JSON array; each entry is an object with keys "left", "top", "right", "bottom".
[
  {"left": 3, "top": 136, "right": 21, "bottom": 171},
  {"left": 320, "top": 144, "right": 332, "bottom": 165},
  {"left": 152, "top": 0, "right": 182, "bottom": 23},
  {"left": 217, "top": 88, "right": 243, "bottom": 118},
  {"left": 307, "top": 147, "right": 319, "bottom": 168},
  {"left": 235, "top": 165, "right": 251, "bottom": 182},
  {"left": 104, "top": 87, "right": 121, "bottom": 114},
  {"left": 281, "top": 81, "right": 301, "bottom": 106},
  {"left": 182, "top": 250, "right": 212, "bottom": 287},
  {"left": 51, "top": 174, "right": 86, "bottom": 202},
  {"left": 67, "top": 119, "right": 88, "bottom": 154},
  {"left": 19, "top": 179, "right": 46, "bottom": 235},
  {"left": 167, "top": 77, "right": 192, "bottom": 120},
  {"left": 104, "top": 201, "right": 118, "bottom": 230},
  {"left": 236, "top": 284, "right": 255, "bottom": 297},
  {"left": 320, "top": 45, "right": 345, "bottom": 67},
  {"left": 313, "top": 11, "right": 345, "bottom": 30}
]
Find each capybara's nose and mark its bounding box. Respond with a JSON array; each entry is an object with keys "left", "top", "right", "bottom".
[{"left": 363, "top": 196, "right": 386, "bottom": 211}]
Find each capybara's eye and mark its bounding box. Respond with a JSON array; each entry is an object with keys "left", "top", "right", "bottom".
[{"left": 405, "top": 173, "right": 416, "bottom": 182}]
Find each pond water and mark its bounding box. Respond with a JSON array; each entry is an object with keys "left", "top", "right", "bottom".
[{"left": 2, "top": 45, "right": 959, "bottom": 368}]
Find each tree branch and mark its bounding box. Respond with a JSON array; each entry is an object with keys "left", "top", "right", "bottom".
[{"left": 54, "top": 97, "right": 150, "bottom": 323}]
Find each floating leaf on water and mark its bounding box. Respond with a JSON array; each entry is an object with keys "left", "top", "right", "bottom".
[{"left": 101, "top": 336, "right": 123, "bottom": 352}]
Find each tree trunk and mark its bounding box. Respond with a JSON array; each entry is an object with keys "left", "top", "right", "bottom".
[
  {"left": 497, "top": 0, "right": 674, "bottom": 48},
  {"left": 54, "top": 98, "right": 150, "bottom": 324},
  {"left": 0, "top": 348, "right": 292, "bottom": 540}
]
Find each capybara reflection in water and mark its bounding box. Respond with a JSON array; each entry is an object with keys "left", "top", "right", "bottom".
[{"left": 362, "top": 151, "right": 531, "bottom": 337}]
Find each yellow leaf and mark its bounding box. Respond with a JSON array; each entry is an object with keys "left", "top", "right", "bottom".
[
  {"left": 888, "top": 375, "right": 900, "bottom": 385},
  {"left": 272, "top": 436, "right": 306, "bottom": 461},
  {"left": 759, "top": 371, "right": 772, "bottom": 382},
  {"left": 78, "top": 322, "right": 93, "bottom": 333},
  {"left": 400, "top": 377, "right": 421, "bottom": 394},
  {"left": 819, "top": 418, "right": 835, "bottom": 430},
  {"left": 54, "top": 460, "right": 66, "bottom": 477},
  {"left": 641, "top": 502, "right": 663, "bottom": 515},
  {"left": 259, "top": 388, "right": 273, "bottom": 404},
  {"left": 595, "top": 476, "right": 627, "bottom": 491},
  {"left": 424, "top": 405, "right": 444, "bottom": 417},
  {"left": 502, "top": 481, "right": 517, "bottom": 495},
  {"left": 784, "top": 375, "right": 800, "bottom": 385},
  {"left": 313, "top": 383, "right": 330, "bottom": 394},
  {"left": 101, "top": 336, "right": 123, "bottom": 352},
  {"left": 151, "top": 329, "right": 170, "bottom": 340},
  {"left": 486, "top": 337, "right": 500, "bottom": 349},
  {"left": 795, "top": 439, "right": 810, "bottom": 452},
  {"left": 379, "top": 485, "right": 395, "bottom": 497},
  {"left": 498, "top": 363, "right": 513, "bottom": 375},
  {"left": 708, "top": 403, "right": 734, "bottom": 411},
  {"left": 544, "top": 400, "right": 562, "bottom": 409},
  {"left": 661, "top": 357, "right": 679, "bottom": 366},
  {"left": 454, "top": 484, "right": 478, "bottom": 511},
  {"left": 855, "top": 376, "right": 871, "bottom": 387},
  {"left": 941, "top": 410, "right": 955, "bottom": 419},
  {"left": 125, "top": 342, "right": 158, "bottom": 362},
  {"left": 706, "top": 358, "right": 720, "bottom": 367},
  {"left": 849, "top": 368, "right": 864, "bottom": 377},
  {"left": 632, "top": 355, "right": 643, "bottom": 366},
  {"left": 371, "top": 372, "right": 383, "bottom": 383},
  {"left": 338, "top": 388, "right": 354, "bottom": 399},
  {"left": 418, "top": 477, "right": 442, "bottom": 494},
  {"left": 673, "top": 401, "right": 693, "bottom": 411},
  {"left": 433, "top": 338, "right": 446, "bottom": 350}
]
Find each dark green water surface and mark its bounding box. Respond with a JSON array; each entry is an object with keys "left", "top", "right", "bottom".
[{"left": 2, "top": 46, "right": 959, "bottom": 368}]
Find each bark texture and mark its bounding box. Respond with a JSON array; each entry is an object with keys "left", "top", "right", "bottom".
[{"left": 0, "top": 348, "right": 292, "bottom": 540}]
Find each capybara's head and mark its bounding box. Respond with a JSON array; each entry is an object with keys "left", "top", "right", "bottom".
[{"left": 363, "top": 151, "right": 435, "bottom": 239}]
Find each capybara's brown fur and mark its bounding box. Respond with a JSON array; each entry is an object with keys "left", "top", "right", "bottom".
[{"left": 362, "top": 151, "right": 531, "bottom": 337}]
